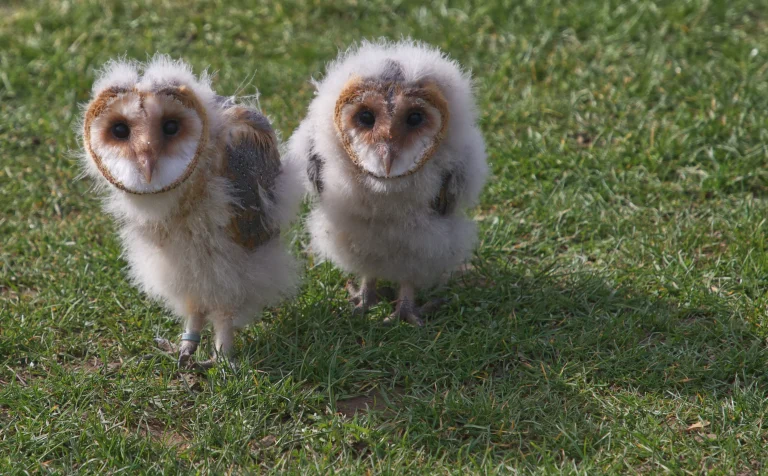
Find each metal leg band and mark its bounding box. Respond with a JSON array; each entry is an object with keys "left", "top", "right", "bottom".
[{"left": 181, "top": 332, "right": 201, "bottom": 343}]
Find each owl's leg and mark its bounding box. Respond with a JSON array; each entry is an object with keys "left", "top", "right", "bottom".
[
  {"left": 383, "top": 283, "right": 424, "bottom": 327},
  {"left": 213, "top": 315, "right": 235, "bottom": 357},
  {"left": 177, "top": 313, "right": 205, "bottom": 367},
  {"left": 346, "top": 277, "right": 379, "bottom": 315},
  {"left": 197, "top": 312, "right": 235, "bottom": 369},
  {"left": 154, "top": 301, "right": 206, "bottom": 367}
]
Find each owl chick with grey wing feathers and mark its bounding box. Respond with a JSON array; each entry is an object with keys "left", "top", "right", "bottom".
[
  {"left": 286, "top": 40, "right": 488, "bottom": 326},
  {"left": 80, "top": 55, "right": 302, "bottom": 366}
]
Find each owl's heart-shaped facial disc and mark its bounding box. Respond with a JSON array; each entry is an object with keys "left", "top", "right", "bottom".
[
  {"left": 334, "top": 77, "right": 449, "bottom": 179},
  {"left": 84, "top": 86, "right": 208, "bottom": 194}
]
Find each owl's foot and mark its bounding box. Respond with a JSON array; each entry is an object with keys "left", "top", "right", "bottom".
[
  {"left": 154, "top": 334, "right": 201, "bottom": 368},
  {"left": 347, "top": 278, "right": 383, "bottom": 315},
  {"left": 383, "top": 296, "right": 424, "bottom": 327},
  {"left": 188, "top": 315, "right": 237, "bottom": 370},
  {"left": 196, "top": 352, "right": 238, "bottom": 371},
  {"left": 382, "top": 281, "right": 449, "bottom": 327},
  {"left": 177, "top": 334, "right": 201, "bottom": 367},
  {"left": 154, "top": 337, "right": 176, "bottom": 353}
]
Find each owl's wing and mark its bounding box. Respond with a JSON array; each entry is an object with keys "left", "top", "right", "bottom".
[
  {"left": 306, "top": 139, "right": 325, "bottom": 195},
  {"left": 283, "top": 119, "right": 324, "bottom": 197},
  {"left": 221, "top": 106, "right": 282, "bottom": 249},
  {"left": 307, "top": 152, "right": 324, "bottom": 195},
  {"left": 431, "top": 133, "right": 489, "bottom": 216},
  {"left": 431, "top": 170, "right": 462, "bottom": 216}
]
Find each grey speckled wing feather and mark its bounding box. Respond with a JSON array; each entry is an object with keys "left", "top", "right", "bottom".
[
  {"left": 306, "top": 139, "right": 325, "bottom": 195},
  {"left": 223, "top": 107, "right": 281, "bottom": 249},
  {"left": 431, "top": 170, "right": 463, "bottom": 216}
]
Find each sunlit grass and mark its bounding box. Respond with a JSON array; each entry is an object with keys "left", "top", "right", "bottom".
[{"left": 2, "top": 0, "right": 768, "bottom": 473}]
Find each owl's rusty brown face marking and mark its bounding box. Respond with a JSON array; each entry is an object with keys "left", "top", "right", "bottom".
[
  {"left": 334, "top": 73, "right": 449, "bottom": 179},
  {"left": 84, "top": 85, "right": 209, "bottom": 195}
]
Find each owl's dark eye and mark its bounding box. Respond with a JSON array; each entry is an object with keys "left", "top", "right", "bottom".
[
  {"left": 112, "top": 123, "right": 130, "bottom": 140},
  {"left": 356, "top": 110, "right": 376, "bottom": 128},
  {"left": 406, "top": 111, "right": 424, "bottom": 127},
  {"left": 162, "top": 119, "right": 180, "bottom": 136}
]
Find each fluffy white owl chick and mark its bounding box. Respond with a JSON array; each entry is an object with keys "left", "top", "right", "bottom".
[
  {"left": 286, "top": 40, "right": 488, "bottom": 326},
  {"left": 80, "top": 55, "right": 302, "bottom": 365}
]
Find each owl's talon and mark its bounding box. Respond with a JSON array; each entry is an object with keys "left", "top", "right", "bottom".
[
  {"left": 381, "top": 313, "right": 398, "bottom": 326},
  {"left": 178, "top": 352, "right": 192, "bottom": 367},
  {"left": 196, "top": 359, "right": 216, "bottom": 370},
  {"left": 402, "top": 311, "right": 425, "bottom": 327},
  {"left": 196, "top": 355, "right": 238, "bottom": 371},
  {"left": 347, "top": 278, "right": 379, "bottom": 315},
  {"left": 155, "top": 336, "right": 202, "bottom": 368},
  {"left": 154, "top": 337, "right": 176, "bottom": 354},
  {"left": 351, "top": 305, "right": 366, "bottom": 317},
  {"left": 383, "top": 297, "right": 424, "bottom": 327},
  {"left": 177, "top": 339, "right": 199, "bottom": 367}
]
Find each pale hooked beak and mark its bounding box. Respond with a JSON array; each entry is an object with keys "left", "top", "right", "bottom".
[
  {"left": 137, "top": 151, "right": 158, "bottom": 183},
  {"left": 377, "top": 143, "right": 393, "bottom": 177}
]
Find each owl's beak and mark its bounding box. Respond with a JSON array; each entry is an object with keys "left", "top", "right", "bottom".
[
  {"left": 383, "top": 155, "right": 393, "bottom": 177},
  {"left": 376, "top": 143, "right": 393, "bottom": 177},
  {"left": 137, "top": 154, "right": 157, "bottom": 183}
]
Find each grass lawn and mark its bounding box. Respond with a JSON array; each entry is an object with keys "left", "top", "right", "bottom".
[{"left": 3, "top": 0, "right": 768, "bottom": 473}]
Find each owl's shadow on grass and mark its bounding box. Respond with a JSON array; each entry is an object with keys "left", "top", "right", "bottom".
[{"left": 243, "top": 263, "right": 768, "bottom": 456}]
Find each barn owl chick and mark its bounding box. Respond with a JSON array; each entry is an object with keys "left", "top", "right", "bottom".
[
  {"left": 80, "top": 55, "right": 301, "bottom": 365},
  {"left": 287, "top": 40, "right": 488, "bottom": 326}
]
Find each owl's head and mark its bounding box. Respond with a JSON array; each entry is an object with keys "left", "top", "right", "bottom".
[
  {"left": 82, "top": 55, "right": 215, "bottom": 194},
  {"left": 334, "top": 70, "right": 448, "bottom": 178},
  {"left": 315, "top": 40, "right": 476, "bottom": 179}
]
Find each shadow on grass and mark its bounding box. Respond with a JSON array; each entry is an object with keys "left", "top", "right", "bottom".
[{"left": 243, "top": 261, "right": 768, "bottom": 462}]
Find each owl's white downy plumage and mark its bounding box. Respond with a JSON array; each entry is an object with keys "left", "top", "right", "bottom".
[
  {"left": 80, "top": 54, "right": 302, "bottom": 364},
  {"left": 286, "top": 40, "right": 488, "bottom": 326}
]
